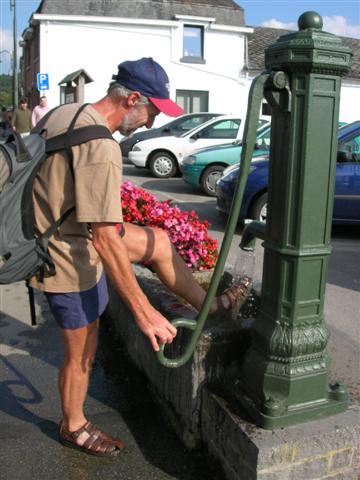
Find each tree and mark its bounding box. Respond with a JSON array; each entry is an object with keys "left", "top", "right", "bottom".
[{"left": 0, "top": 74, "right": 12, "bottom": 107}]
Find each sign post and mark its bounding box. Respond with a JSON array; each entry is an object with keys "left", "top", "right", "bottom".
[{"left": 37, "top": 73, "right": 49, "bottom": 95}]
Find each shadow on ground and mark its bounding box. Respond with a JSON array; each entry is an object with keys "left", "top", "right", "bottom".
[{"left": 0, "top": 303, "right": 225, "bottom": 480}]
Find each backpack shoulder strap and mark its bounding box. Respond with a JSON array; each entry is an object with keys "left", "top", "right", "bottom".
[
  {"left": 65, "top": 103, "right": 89, "bottom": 164},
  {"left": 41, "top": 107, "right": 115, "bottom": 239},
  {"left": 45, "top": 125, "right": 115, "bottom": 154}
]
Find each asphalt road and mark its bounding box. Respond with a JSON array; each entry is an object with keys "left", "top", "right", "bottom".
[{"left": 123, "top": 163, "right": 360, "bottom": 405}]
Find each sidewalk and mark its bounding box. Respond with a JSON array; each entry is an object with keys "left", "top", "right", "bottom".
[{"left": 0, "top": 282, "right": 225, "bottom": 480}]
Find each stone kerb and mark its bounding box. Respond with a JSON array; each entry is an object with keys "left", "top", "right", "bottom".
[
  {"left": 102, "top": 265, "right": 251, "bottom": 449},
  {"left": 202, "top": 390, "right": 360, "bottom": 480},
  {"left": 101, "top": 265, "right": 359, "bottom": 480}
]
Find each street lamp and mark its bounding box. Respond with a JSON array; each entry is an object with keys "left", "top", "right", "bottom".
[{"left": 10, "top": 0, "right": 18, "bottom": 108}]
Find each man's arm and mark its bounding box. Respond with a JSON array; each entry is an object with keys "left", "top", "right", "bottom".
[
  {"left": 31, "top": 108, "right": 36, "bottom": 128},
  {"left": 92, "top": 222, "right": 177, "bottom": 351},
  {"left": 11, "top": 110, "right": 17, "bottom": 130}
]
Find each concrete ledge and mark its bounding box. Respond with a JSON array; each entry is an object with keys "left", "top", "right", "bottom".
[
  {"left": 202, "top": 390, "right": 360, "bottom": 480},
  {"left": 102, "top": 267, "right": 360, "bottom": 479},
  {"left": 103, "top": 266, "right": 251, "bottom": 449}
]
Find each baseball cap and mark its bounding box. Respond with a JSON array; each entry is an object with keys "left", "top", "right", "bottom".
[{"left": 112, "top": 57, "right": 184, "bottom": 117}]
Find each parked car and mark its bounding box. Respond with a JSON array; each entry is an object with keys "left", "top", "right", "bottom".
[
  {"left": 181, "top": 121, "right": 348, "bottom": 196},
  {"left": 128, "top": 115, "right": 254, "bottom": 178},
  {"left": 181, "top": 122, "right": 271, "bottom": 196},
  {"left": 120, "top": 112, "right": 222, "bottom": 158},
  {"left": 216, "top": 121, "right": 360, "bottom": 225}
]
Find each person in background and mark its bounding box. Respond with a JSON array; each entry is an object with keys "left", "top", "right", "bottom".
[
  {"left": 11, "top": 98, "right": 32, "bottom": 136},
  {"left": 32, "top": 96, "right": 50, "bottom": 125},
  {"left": 0, "top": 107, "right": 8, "bottom": 137},
  {"left": 0, "top": 106, "right": 6, "bottom": 122}
]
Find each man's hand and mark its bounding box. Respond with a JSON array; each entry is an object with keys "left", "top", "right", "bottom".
[{"left": 134, "top": 307, "right": 177, "bottom": 352}]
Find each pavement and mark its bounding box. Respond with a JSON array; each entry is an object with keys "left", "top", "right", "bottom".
[
  {"left": 0, "top": 226, "right": 358, "bottom": 480},
  {"left": 0, "top": 283, "right": 225, "bottom": 480}
]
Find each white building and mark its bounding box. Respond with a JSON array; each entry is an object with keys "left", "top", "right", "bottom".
[
  {"left": 22, "top": 0, "right": 254, "bottom": 127},
  {"left": 21, "top": 0, "right": 359, "bottom": 126}
]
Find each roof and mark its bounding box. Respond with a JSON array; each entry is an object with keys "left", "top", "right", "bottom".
[
  {"left": 58, "top": 69, "right": 94, "bottom": 85},
  {"left": 247, "top": 27, "right": 360, "bottom": 79},
  {"left": 36, "top": 0, "right": 245, "bottom": 27}
]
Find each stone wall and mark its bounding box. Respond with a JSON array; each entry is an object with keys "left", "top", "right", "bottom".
[
  {"left": 102, "top": 265, "right": 250, "bottom": 448},
  {"left": 102, "top": 266, "right": 360, "bottom": 479}
]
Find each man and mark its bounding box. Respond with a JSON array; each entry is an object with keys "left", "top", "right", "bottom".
[
  {"left": 29, "top": 57, "right": 245, "bottom": 457},
  {"left": 11, "top": 98, "right": 32, "bottom": 136},
  {"left": 32, "top": 95, "right": 50, "bottom": 125}
]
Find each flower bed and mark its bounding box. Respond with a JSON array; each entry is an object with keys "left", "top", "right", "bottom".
[{"left": 120, "top": 181, "right": 219, "bottom": 271}]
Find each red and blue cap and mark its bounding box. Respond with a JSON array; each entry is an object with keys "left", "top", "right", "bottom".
[{"left": 112, "top": 57, "right": 184, "bottom": 117}]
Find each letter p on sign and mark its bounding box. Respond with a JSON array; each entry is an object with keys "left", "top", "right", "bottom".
[{"left": 37, "top": 73, "right": 49, "bottom": 91}]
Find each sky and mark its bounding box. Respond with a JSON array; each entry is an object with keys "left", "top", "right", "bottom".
[{"left": 1, "top": 0, "right": 360, "bottom": 74}]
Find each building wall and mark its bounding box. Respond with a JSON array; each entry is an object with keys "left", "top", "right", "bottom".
[
  {"left": 32, "top": 16, "right": 252, "bottom": 126},
  {"left": 23, "top": 15, "right": 359, "bottom": 128},
  {"left": 23, "top": 25, "right": 40, "bottom": 107},
  {"left": 339, "top": 81, "right": 360, "bottom": 123}
]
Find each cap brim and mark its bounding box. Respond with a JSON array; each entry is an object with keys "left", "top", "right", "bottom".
[{"left": 149, "top": 97, "right": 184, "bottom": 117}]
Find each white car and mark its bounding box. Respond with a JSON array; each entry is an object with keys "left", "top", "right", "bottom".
[{"left": 128, "top": 115, "right": 246, "bottom": 178}]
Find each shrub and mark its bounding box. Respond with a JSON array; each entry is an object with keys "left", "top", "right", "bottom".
[{"left": 120, "top": 181, "right": 218, "bottom": 271}]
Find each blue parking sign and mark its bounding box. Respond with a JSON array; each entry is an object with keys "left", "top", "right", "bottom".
[{"left": 37, "top": 73, "right": 49, "bottom": 91}]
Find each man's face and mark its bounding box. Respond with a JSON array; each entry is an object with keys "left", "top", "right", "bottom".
[
  {"left": 40, "top": 98, "right": 47, "bottom": 107},
  {"left": 20, "top": 102, "right": 27, "bottom": 110},
  {"left": 118, "top": 102, "right": 160, "bottom": 137}
]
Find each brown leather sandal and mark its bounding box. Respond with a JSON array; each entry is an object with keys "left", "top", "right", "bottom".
[
  {"left": 213, "top": 276, "right": 251, "bottom": 319},
  {"left": 59, "top": 421, "right": 124, "bottom": 457}
]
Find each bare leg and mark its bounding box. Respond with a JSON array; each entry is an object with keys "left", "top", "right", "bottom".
[
  {"left": 59, "top": 319, "right": 99, "bottom": 441},
  {"left": 122, "top": 223, "right": 219, "bottom": 313}
]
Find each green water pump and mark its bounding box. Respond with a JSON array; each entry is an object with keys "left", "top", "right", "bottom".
[{"left": 157, "top": 11, "right": 352, "bottom": 429}]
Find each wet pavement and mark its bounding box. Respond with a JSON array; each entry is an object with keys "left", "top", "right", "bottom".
[
  {"left": 0, "top": 224, "right": 359, "bottom": 479},
  {"left": 0, "top": 283, "right": 225, "bottom": 480}
]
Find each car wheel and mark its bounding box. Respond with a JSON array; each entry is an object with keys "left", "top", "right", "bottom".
[
  {"left": 201, "top": 165, "right": 225, "bottom": 196},
  {"left": 250, "top": 192, "right": 268, "bottom": 222},
  {"left": 149, "top": 151, "right": 177, "bottom": 178}
]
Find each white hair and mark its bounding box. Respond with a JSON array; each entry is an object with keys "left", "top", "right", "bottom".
[{"left": 107, "top": 82, "right": 149, "bottom": 104}]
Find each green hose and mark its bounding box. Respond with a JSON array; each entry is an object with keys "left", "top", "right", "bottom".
[{"left": 156, "top": 72, "right": 271, "bottom": 368}]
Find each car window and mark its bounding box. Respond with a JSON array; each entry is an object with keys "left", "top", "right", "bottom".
[
  {"left": 198, "top": 119, "right": 241, "bottom": 139},
  {"left": 338, "top": 132, "right": 360, "bottom": 162},
  {"left": 255, "top": 128, "right": 271, "bottom": 150},
  {"left": 173, "top": 115, "right": 213, "bottom": 133},
  {"left": 258, "top": 119, "right": 269, "bottom": 128}
]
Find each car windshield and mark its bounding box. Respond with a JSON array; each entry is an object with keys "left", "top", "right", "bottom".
[
  {"left": 154, "top": 114, "right": 207, "bottom": 133},
  {"left": 171, "top": 114, "right": 220, "bottom": 133},
  {"left": 179, "top": 116, "right": 231, "bottom": 138},
  {"left": 232, "top": 122, "right": 271, "bottom": 146},
  {"left": 180, "top": 123, "right": 204, "bottom": 138}
]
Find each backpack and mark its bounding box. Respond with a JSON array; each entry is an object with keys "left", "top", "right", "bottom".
[{"left": 0, "top": 103, "right": 116, "bottom": 325}]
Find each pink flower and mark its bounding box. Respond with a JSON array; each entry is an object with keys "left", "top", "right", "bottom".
[{"left": 120, "top": 182, "right": 219, "bottom": 270}]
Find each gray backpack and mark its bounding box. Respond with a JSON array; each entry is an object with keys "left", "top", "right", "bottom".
[{"left": 0, "top": 104, "right": 115, "bottom": 323}]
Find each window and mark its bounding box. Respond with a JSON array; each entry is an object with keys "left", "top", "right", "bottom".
[
  {"left": 60, "top": 86, "right": 75, "bottom": 104},
  {"left": 338, "top": 132, "right": 360, "bottom": 162},
  {"left": 176, "top": 90, "right": 208, "bottom": 113},
  {"left": 181, "top": 25, "right": 205, "bottom": 64},
  {"left": 262, "top": 102, "right": 272, "bottom": 116},
  {"left": 172, "top": 114, "right": 215, "bottom": 133},
  {"left": 255, "top": 127, "right": 271, "bottom": 150},
  {"left": 198, "top": 119, "right": 241, "bottom": 139}
]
